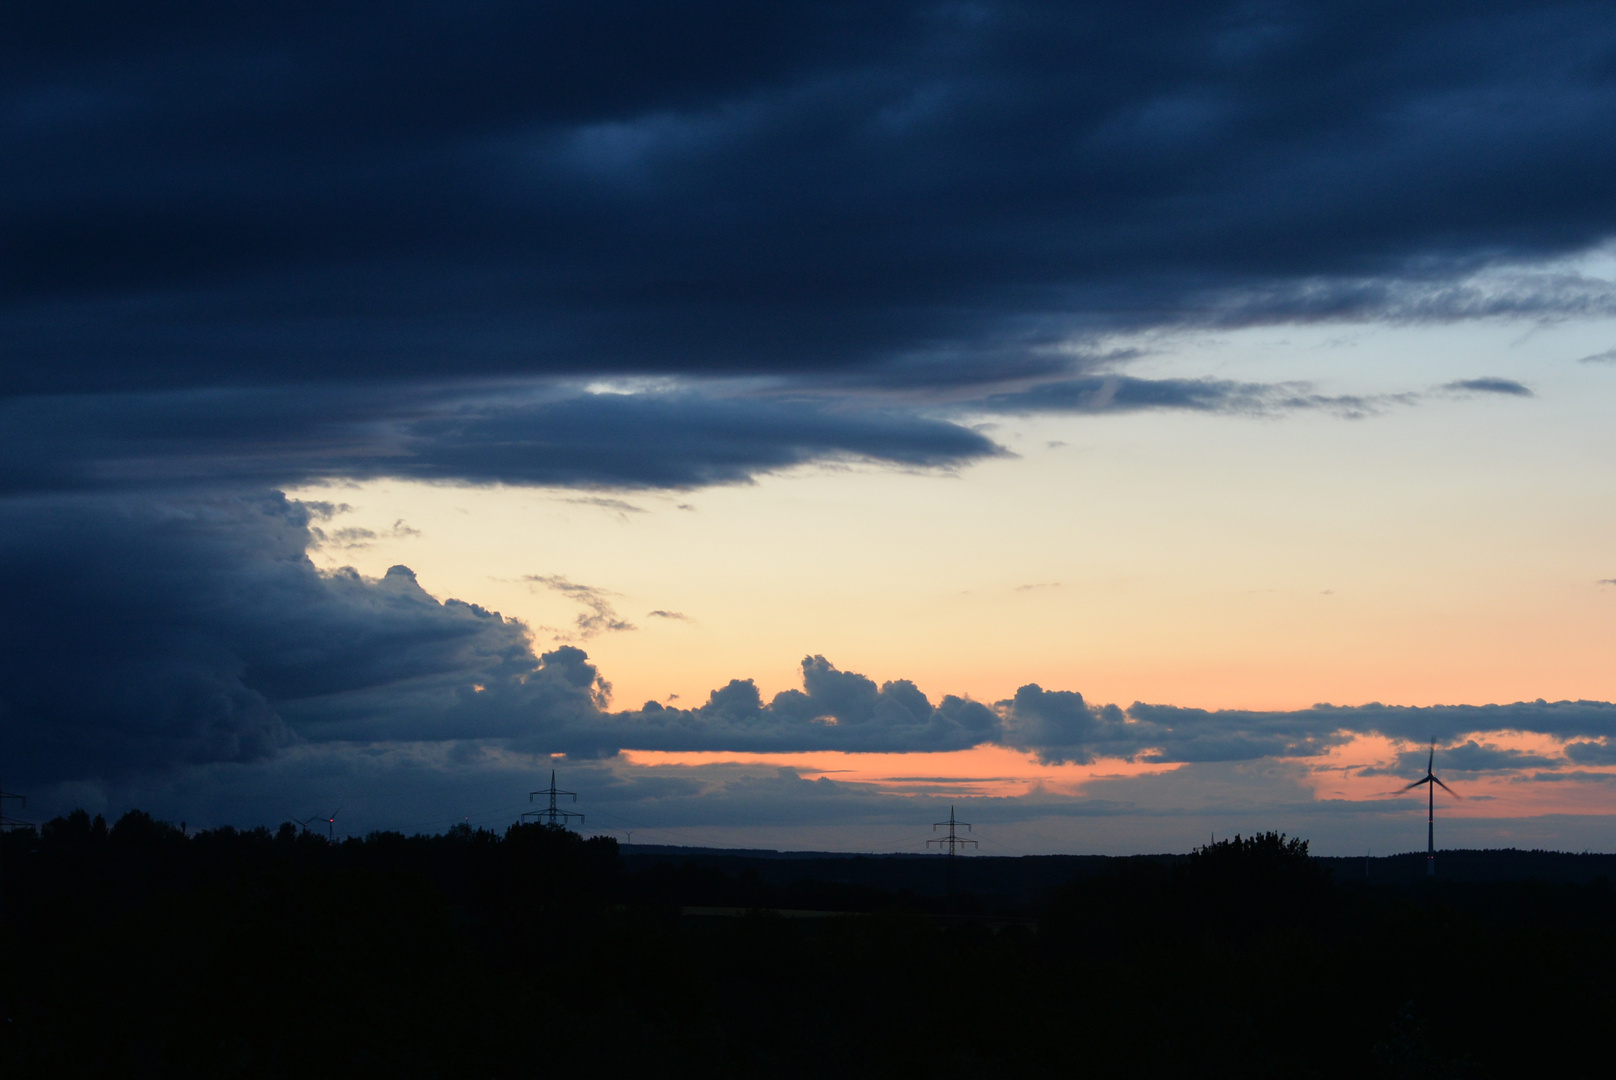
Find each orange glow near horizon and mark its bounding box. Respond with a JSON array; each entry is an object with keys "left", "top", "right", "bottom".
[
  {"left": 621, "top": 745, "right": 1185, "bottom": 798},
  {"left": 1293, "top": 733, "right": 1614, "bottom": 813},
  {"left": 626, "top": 733, "right": 1616, "bottom": 819}
]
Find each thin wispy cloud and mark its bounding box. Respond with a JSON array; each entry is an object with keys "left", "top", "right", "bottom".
[
  {"left": 311, "top": 518, "right": 421, "bottom": 551},
  {"left": 524, "top": 575, "right": 636, "bottom": 640},
  {"left": 559, "top": 496, "right": 648, "bottom": 517}
]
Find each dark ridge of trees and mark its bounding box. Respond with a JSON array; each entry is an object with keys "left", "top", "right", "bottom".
[{"left": 2, "top": 816, "right": 1613, "bottom": 1078}]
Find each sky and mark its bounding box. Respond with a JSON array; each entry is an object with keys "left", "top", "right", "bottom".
[{"left": 4, "top": 1, "right": 1616, "bottom": 855}]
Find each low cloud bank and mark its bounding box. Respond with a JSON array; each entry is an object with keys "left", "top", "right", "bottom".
[{"left": 3, "top": 492, "right": 1612, "bottom": 796}]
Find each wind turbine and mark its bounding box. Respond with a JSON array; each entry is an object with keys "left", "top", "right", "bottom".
[
  {"left": 291, "top": 813, "right": 318, "bottom": 836},
  {"left": 1398, "top": 744, "right": 1459, "bottom": 877},
  {"left": 322, "top": 804, "right": 343, "bottom": 842}
]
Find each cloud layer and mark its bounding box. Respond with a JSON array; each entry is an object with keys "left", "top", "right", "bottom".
[
  {"left": 4, "top": 493, "right": 1612, "bottom": 797},
  {"left": 0, "top": 385, "right": 1005, "bottom": 494},
  {"left": 6, "top": 1, "right": 1616, "bottom": 397},
  {"left": 4, "top": 5, "right": 1614, "bottom": 843},
  {"left": 3, "top": 3, "right": 1585, "bottom": 496}
]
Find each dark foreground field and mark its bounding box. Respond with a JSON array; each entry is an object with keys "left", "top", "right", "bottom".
[{"left": 3, "top": 814, "right": 1612, "bottom": 1079}]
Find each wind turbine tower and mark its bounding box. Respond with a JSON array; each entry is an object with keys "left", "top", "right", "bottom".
[
  {"left": 1399, "top": 744, "right": 1459, "bottom": 877},
  {"left": 322, "top": 805, "right": 342, "bottom": 842}
]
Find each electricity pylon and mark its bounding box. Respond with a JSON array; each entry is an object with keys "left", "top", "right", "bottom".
[
  {"left": 928, "top": 805, "right": 976, "bottom": 897},
  {"left": 0, "top": 777, "right": 25, "bottom": 832},
  {"left": 524, "top": 770, "right": 584, "bottom": 828},
  {"left": 0, "top": 777, "right": 28, "bottom": 923}
]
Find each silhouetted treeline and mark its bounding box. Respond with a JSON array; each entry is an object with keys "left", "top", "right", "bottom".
[{"left": 3, "top": 815, "right": 1612, "bottom": 1078}]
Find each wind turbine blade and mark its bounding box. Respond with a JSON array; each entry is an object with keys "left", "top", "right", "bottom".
[
  {"left": 1396, "top": 777, "right": 1429, "bottom": 793},
  {"left": 1432, "top": 776, "right": 1460, "bottom": 798}
]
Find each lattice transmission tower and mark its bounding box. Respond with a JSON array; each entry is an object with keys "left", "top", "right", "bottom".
[
  {"left": 928, "top": 805, "right": 976, "bottom": 896},
  {"left": 524, "top": 770, "right": 584, "bottom": 827}
]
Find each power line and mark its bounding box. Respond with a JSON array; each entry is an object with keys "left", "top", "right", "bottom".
[{"left": 0, "top": 776, "right": 26, "bottom": 832}]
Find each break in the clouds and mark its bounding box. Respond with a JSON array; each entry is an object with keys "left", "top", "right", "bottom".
[
  {"left": 4, "top": 493, "right": 1613, "bottom": 794},
  {"left": 6, "top": 1, "right": 1616, "bottom": 397}
]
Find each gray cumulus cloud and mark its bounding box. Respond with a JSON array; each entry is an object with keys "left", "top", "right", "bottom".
[{"left": 4, "top": 491, "right": 1613, "bottom": 792}]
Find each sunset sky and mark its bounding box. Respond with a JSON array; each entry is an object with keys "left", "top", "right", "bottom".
[{"left": 5, "top": 1, "right": 1615, "bottom": 854}]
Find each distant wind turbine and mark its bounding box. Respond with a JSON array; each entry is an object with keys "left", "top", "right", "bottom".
[
  {"left": 291, "top": 814, "right": 318, "bottom": 836},
  {"left": 322, "top": 804, "right": 343, "bottom": 842},
  {"left": 1398, "top": 745, "right": 1459, "bottom": 877}
]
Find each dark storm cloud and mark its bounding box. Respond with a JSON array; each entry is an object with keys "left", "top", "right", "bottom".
[
  {"left": 0, "top": 492, "right": 542, "bottom": 783},
  {"left": 0, "top": 384, "right": 1003, "bottom": 494},
  {"left": 0, "top": 496, "right": 1001, "bottom": 785},
  {"left": 10, "top": 365, "right": 1529, "bottom": 499},
  {"left": 5, "top": 1, "right": 1616, "bottom": 397}
]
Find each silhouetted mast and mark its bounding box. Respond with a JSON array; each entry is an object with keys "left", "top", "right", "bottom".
[
  {"left": 1398, "top": 744, "right": 1459, "bottom": 877},
  {"left": 322, "top": 804, "right": 342, "bottom": 842},
  {"left": 524, "top": 770, "right": 584, "bottom": 828}
]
